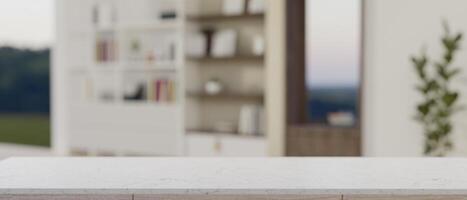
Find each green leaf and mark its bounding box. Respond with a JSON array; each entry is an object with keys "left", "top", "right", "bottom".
[
  {"left": 411, "top": 56, "right": 419, "bottom": 65},
  {"left": 426, "top": 80, "right": 439, "bottom": 92},
  {"left": 412, "top": 55, "right": 428, "bottom": 68},
  {"left": 438, "top": 66, "right": 449, "bottom": 80},
  {"left": 444, "top": 123, "right": 452, "bottom": 134},
  {"left": 416, "top": 85, "right": 425, "bottom": 94},
  {"left": 424, "top": 143, "right": 433, "bottom": 155},
  {"left": 428, "top": 132, "right": 441, "bottom": 142},
  {"left": 417, "top": 103, "right": 430, "bottom": 115},
  {"left": 444, "top": 53, "right": 453, "bottom": 63},
  {"left": 443, "top": 92, "right": 459, "bottom": 106},
  {"left": 455, "top": 33, "right": 463, "bottom": 42},
  {"left": 447, "top": 68, "right": 461, "bottom": 79},
  {"left": 437, "top": 109, "right": 450, "bottom": 118},
  {"left": 442, "top": 38, "right": 450, "bottom": 48}
]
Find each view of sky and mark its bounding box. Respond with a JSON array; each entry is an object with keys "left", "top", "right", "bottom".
[
  {"left": 306, "top": 0, "right": 361, "bottom": 88},
  {"left": 0, "top": 0, "right": 54, "bottom": 48}
]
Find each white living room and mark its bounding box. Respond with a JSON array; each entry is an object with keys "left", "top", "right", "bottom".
[{"left": 1, "top": 0, "right": 467, "bottom": 199}]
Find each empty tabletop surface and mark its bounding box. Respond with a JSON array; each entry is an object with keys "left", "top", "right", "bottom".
[{"left": 0, "top": 157, "right": 466, "bottom": 195}]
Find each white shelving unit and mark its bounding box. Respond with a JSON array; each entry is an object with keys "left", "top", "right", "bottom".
[
  {"left": 183, "top": 0, "right": 268, "bottom": 156},
  {"left": 55, "top": 0, "right": 269, "bottom": 156},
  {"left": 56, "top": 0, "right": 185, "bottom": 156}
]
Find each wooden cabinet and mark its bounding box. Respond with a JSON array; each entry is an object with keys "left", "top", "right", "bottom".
[
  {"left": 133, "top": 195, "right": 341, "bottom": 200},
  {"left": 0, "top": 195, "right": 131, "bottom": 200},
  {"left": 287, "top": 126, "right": 360, "bottom": 156},
  {"left": 344, "top": 195, "right": 467, "bottom": 200},
  {"left": 4, "top": 195, "right": 467, "bottom": 200}
]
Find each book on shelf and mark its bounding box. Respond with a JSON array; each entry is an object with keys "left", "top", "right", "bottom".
[
  {"left": 238, "top": 104, "right": 265, "bottom": 136},
  {"left": 149, "top": 78, "right": 177, "bottom": 103},
  {"left": 96, "top": 35, "right": 117, "bottom": 63}
]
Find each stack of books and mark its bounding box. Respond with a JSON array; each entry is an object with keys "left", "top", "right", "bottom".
[
  {"left": 149, "top": 79, "right": 177, "bottom": 103},
  {"left": 95, "top": 36, "right": 117, "bottom": 62}
]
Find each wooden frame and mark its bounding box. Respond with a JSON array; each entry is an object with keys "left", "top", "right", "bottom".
[
  {"left": 4, "top": 195, "right": 467, "bottom": 200},
  {"left": 286, "top": 0, "right": 307, "bottom": 125},
  {"left": 285, "top": 0, "right": 365, "bottom": 156},
  {"left": 134, "top": 195, "right": 341, "bottom": 200}
]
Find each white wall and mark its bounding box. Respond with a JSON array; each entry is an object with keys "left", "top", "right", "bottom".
[{"left": 364, "top": 0, "right": 467, "bottom": 156}]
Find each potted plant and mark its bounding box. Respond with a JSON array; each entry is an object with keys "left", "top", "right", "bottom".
[{"left": 411, "top": 22, "right": 463, "bottom": 156}]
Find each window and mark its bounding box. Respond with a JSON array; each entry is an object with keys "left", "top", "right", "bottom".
[
  {"left": 285, "top": 0, "right": 362, "bottom": 156},
  {"left": 0, "top": 0, "right": 53, "bottom": 147},
  {"left": 306, "top": 0, "right": 362, "bottom": 126}
]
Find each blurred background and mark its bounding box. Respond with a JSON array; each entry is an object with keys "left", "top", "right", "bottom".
[
  {"left": 0, "top": 0, "right": 52, "bottom": 158},
  {"left": 1, "top": 0, "right": 467, "bottom": 159}
]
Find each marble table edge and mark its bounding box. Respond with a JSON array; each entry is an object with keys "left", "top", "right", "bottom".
[{"left": 1, "top": 188, "right": 467, "bottom": 195}]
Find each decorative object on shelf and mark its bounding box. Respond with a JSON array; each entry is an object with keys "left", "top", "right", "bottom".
[
  {"left": 98, "top": 90, "right": 116, "bottom": 102},
  {"left": 145, "top": 35, "right": 177, "bottom": 65},
  {"left": 327, "top": 112, "right": 355, "bottom": 127},
  {"left": 124, "top": 82, "right": 147, "bottom": 101},
  {"left": 204, "top": 78, "right": 224, "bottom": 95},
  {"left": 247, "top": 0, "right": 265, "bottom": 14},
  {"left": 93, "top": 3, "right": 117, "bottom": 30},
  {"left": 201, "top": 28, "right": 216, "bottom": 57},
  {"left": 95, "top": 75, "right": 116, "bottom": 102},
  {"left": 252, "top": 35, "right": 265, "bottom": 56},
  {"left": 157, "top": 1, "right": 178, "bottom": 20},
  {"left": 211, "top": 29, "right": 238, "bottom": 58},
  {"left": 238, "top": 104, "right": 263, "bottom": 136},
  {"left": 159, "top": 11, "right": 177, "bottom": 20},
  {"left": 128, "top": 38, "right": 142, "bottom": 61},
  {"left": 411, "top": 22, "right": 463, "bottom": 157},
  {"left": 146, "top": 51, "right": 155, "bottom": 64},
  {"left": 222, "top": 0, "right": 246, "bottom": 16},
  {"left": 186, "top": 32, "right": 207, "bottom": 58},
  {"left": 150, "top": 46, "right": 170, "bottom": 64}
]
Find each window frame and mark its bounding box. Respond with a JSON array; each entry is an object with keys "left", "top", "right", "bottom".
[{"left": 285, "top": 0, "right": 365, "bottom": 156}]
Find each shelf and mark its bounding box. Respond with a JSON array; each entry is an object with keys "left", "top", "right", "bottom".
[
  {"left": 71, "top": 101, "right": 179, "bottom": 109},
  {"left": 187, "top": 92, "right": 263, "bottom": 102},
  {"left": 95, "top": 27, "right": 117, "bottom": 33},
  {"left": 187, "top": 128, "right": 237, "bottom": 135},
  {"left": 187, "top": 55, "right": 264, "bottom": 62},
  {"left": 69, "top": 68, "right": 89, "bottom": 74},
  {"left": 187, "top": 13, "right": 264, "bottom": 22},
  {"left": 93, "top": 21, "right": 182, "bottom": 33},
  {"left": 117, "top": 21, "right": 182, "bottom": 31},
  {"left": 292, "top": 124, "right": 361, "bottom": 131},
  {"left": 83, "top": 62, "right": 178, "bottom": 72},
  {"left": 121, "top": 63, "right": 178, "bottom": 72},
  {"left": 121, "top": 66, "right": 177, "bottom": 72},
  {"left": 120, "top": 101, "right": 179, "bottom": 108},
  {"left": 94, "top": 62, "right": 119, "bottom": 67},
  {"left": 187, "top": 129, "right": 265, "bottom": 139}
]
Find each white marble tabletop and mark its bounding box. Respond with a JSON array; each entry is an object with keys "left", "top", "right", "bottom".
[{"left": 0, "top": 157, "right": 466, "bottom": 195}]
